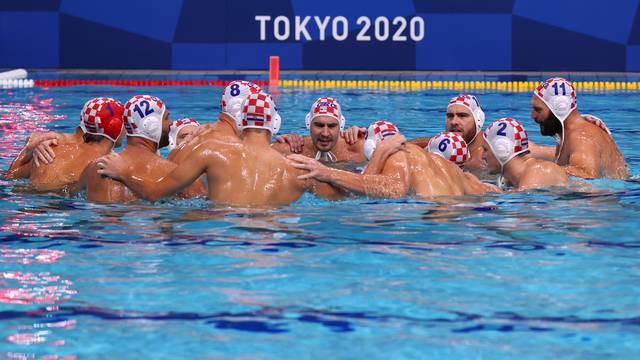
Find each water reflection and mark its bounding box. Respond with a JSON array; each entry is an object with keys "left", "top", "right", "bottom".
[{"left": 0, "top": 247, "right": 75, "bottom": 359}]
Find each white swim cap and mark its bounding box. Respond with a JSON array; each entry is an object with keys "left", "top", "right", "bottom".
[
  {"left": 363, "top": 120, "right": 400, "bottom": 160},
  {"left": 483, "top": 118, "right": 529, "bottom": 167},
  {"left": 79, "top": 97, "right": 124, "bottom": 142},
  {"left": 168, "top": 117, "right": 200, "bottom": 152},
  {"left": 426, "top": 131, "right": 469, "bottom": 168},
  {"left": 447, "top": 94, "right": 485, "bottom": 142},
  {"left": 240, "top": 91, "right": 281, "bottom": 135},
  {"left": 221, "top": 80, "right": 262, "bottom": 128},
  {"left": 534, "top": 77, "right": 577, "bottom": 124},
  {"left": 305, "top": 97, "right": 346, "bottom": 131},
  {"left": 123, "top": 95, "right": 166, "bottom": 144}
]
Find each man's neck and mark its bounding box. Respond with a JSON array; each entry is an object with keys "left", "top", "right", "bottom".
[
  {"left": 502, "top": 154, "right": 532, "bottom": 188},
  {"left": 242, "top": 129, "right": 271, "bottom": 146},
  {"left": 562, "top": 110, "right": 582, "bottom": 130},
  {"left": 468, "top": 135, "right": 482, "bottom": 152},
  {"left": 89, "top": 138, "right": 114, "bottom": 154},
  {"left": 218, "top": 113, "right": 241, "bottom": 137},
  {"left": 125, "top": 137, "right": 158, "bottom": 153},
  {"left": 73, "top": 127, "right": 85, "bottom": 142}
]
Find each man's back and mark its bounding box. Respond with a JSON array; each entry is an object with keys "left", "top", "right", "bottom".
[
  {"left": 561, "top": 119, "right": 628, "bottom": 179},
  {"left": 168, "top": 120, "right": 239, "bottom": 164},
  {"left": 83, "top": 146, "right": 205, "bottom": 203},
  {"left": 201, "top": 136, "right": 309, "bottom": 207},
  {"left": 30, "top": 142, "right": 105, "bottom": 192},
  {"left": 381, "top": 144, "right": 492, "bottom": 197},
  {"left": 403, "top": 145, "right": 467, "bottom": 196}
]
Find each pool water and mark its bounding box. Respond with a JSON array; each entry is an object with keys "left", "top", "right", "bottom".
[{"left": 1, "top": 79, "right": 639, "bottom": 359}]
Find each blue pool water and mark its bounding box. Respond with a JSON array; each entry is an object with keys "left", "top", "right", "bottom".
[{"left": 1, "top": 77, "right": 640, "bottom": 359}]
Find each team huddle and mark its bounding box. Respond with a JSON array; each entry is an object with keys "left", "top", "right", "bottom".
[{"left": 3, "top": 77, "right": 629, "bottom": 207}]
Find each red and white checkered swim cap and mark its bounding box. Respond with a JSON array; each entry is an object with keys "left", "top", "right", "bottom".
[
  {"left": 484, "top": 118, "right": 530, "bottom": 167},
  {"left": 426, "top": 132, "right": 469, "bottom": 168},
  {"left": 534, "top": 77, "right": 577, "bottom": 124},
  {"left": 582, "top": 114, "right": 612, "bottom": 136},
  {"left": 123, "top": 95, "right": 166, "bottom": 144},
  {"left": 168, "top": 117, "right": 200, "bottom": 152},
  {"left": 305, "top": 97, "right": 346, "bottom": 131},
  {"left": 79, "top": 97, "right": 124, "bottom": 142},
  {"left": 240, "top": 91, "right": 281, "bottom": 135},
  {"left": 447, "top": 94, "right": 485, "bottom": 141},
  {"left": 221, "top": 80, "right": 262, "bottom": 128},
  {"left": 363, "top": 120, "right": 400, "bottom": 160}
]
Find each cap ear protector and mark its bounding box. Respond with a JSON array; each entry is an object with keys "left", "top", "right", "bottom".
[
  {"left": 225, "top": 96, "right": 246, "bottom": 128},
  {"left": 272, "top": 111, "right": 282, "bottom": 135},
  {"left": 363, "top": 138, "right": 376, "bottom": 160},
  {"left": 490, "top": 136, "right": 512, "bottom": 165},
  {"left": 549, "top": 96, "right": 571, "bottom": 121},
  {"left": 138, "top": 115, "right": 162, "bottom": 143}
]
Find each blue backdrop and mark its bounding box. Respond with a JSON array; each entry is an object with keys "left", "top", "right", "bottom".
[{"left": 1, "top": 0, "right": 639, "bottom": 71}]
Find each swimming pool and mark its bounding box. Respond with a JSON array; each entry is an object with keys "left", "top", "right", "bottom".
[{"left": 1, "top": 74, "right": 639, "bottom": 359}]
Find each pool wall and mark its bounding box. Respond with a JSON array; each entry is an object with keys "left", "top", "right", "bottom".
[{"left": 1, "top": 0, "right": 640, "bottom": 72}]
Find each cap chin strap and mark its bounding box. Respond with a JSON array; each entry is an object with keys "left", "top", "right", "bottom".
[
  {"left": 468, "top": 128, "right": 479, "bottom": 146},
  {"left": 497, "top": 175, "right": 507, "bottom": 190},
  {"left": 315, "top": 150, "right": 337, "bottom": 162},
  {"left": 553, "top": 123, "right": 565, "bottom": 162}
]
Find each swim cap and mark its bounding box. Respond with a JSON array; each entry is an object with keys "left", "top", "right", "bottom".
[
  {"left": 221, "top": 80, "right": 262, "bottom": 128},
  {"left": 483, "top": 118, "right": 529, "bottom": 167},
  {"left": 123, "top": 95, "right": 166, "bottom": 144},
  {"left": 426, "top": 131, "right": 469, "bottom": 168},
  {"left": 363, "top": 120, "right": 400, "bottom": 160},
  {"left": 448, "top": 94, "right": 485, "bottom": 142},
  {"left": 168, "top": 117, "right": 200, "bottom": 152},
  {"left": 79, "top": 97, "right": 124, "bottom": 142},
  {"left": 305, "top": 97, "right": 346, "bottom": 131},
  {"left": 240, "top": 92, "right": 281, "bottom": 135},
  {"left": 534, "top": 77, "right": 577, "bottom": 124},
  {"left": 582, "top": 114, "right": 612, "bottom": 135}
]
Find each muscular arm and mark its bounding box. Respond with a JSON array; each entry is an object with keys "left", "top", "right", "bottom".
[
  {"left": 98, "top": 147, "right": 210, "bottom": 201},
  {"left": 563, "top": 151, "right": 599, "bottom": 179},
  {"left": 362, "top": 146, "right": 393, "bottom": 175},
  {"left": 5, "top": 161, "right": 32, "bottom": 179},
  {"left": 325, "top": 156, "right": 411, "bottom": 198},
  {"left": 270, "top": 141, "right": 293, "bottom": 156},
  {"left": 6, "top": 132, "right": 63, "bottom": 178},
  {"left": 305, "top": 179, "right": 347, "bottom": 201},
  {"left": 463, "top": 172, "right": 501, "bottom": 194},
  {"left": 342, "top": 156, "right": 410, "bottom": 198},
  {"left": 528, "top": 140, "right": 556, "bottom": 162},
  {"left": 518, "top": 163, "right": 569, "bottom": 190},
  {"left": 362, "top": 134, "right": 407, "bottom": 175}
]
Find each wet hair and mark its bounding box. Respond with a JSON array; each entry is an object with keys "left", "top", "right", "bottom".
[{"left": 83, "top": 133, "right": 107, "bottom": 143}]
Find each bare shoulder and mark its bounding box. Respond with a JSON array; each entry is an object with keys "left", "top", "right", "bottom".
[
  {"left": 524, "top": 159, "right": 568, "bottom": 180},
  {"left": 271, "top": 140, "right": 292, "bottom": 154}
]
